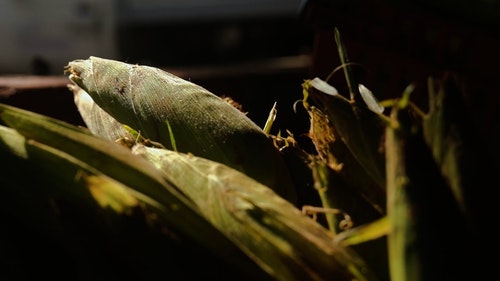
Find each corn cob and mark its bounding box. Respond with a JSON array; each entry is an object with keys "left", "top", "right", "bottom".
[{"left": 65, "top": 56, "right": 296, "bottom": 203}]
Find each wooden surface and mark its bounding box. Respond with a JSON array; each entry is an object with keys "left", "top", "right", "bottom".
[{"left": 0, "top": 75, "right": 85, "bottom": 126}]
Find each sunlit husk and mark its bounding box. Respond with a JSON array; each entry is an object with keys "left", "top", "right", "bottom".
[
  {"left": 65, "top": 57, "right": 296, "bottom": 202},
  {"left": 71, "top": 83, "right": 132, "bottom": 142},
  {"left": 132, "top": 144, "right": 378, "bottom": 281}
]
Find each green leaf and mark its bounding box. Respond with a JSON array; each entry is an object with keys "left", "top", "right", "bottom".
[
  {"left": 334, "top": 216, "right": 389, "bottom": 246},
  {"left": 422, "top": 74, "right": 492, "bottom": 228},
  {"left": 385, "top": 99, "right": 471, "bottom": 281},
  {"left": 132, "top": 144, "right": 378, "bottom": 281},
  {"left": 0, "top": 103, "right": 270, "bottom": 280}
]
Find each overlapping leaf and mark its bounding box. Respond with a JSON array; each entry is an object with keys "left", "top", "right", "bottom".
[
  {"left": 132, "top": 144, "right": 377, "bottom": 281},
  {"left": 0, "top": 104, "right": 268, "bottom": 280}
]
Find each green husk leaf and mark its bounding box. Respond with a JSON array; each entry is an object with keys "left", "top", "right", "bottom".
[
  {"left": 84, "top": 174, "right": 139, "bottom": 213},
  {"left": 385, "top": 97, "right": 471, "bottom": 281},
  {"left": 0, "top": 125, "right": 139, "bottom": 216},
  {"left": 132, "top": 144, "right": 378, "bottom": 281},
  {"left": 0, "top": 103, "right": 270, "bottom": 280},
  {"left": 0, "top": 123, "right": 270, "bottom": 280},
  {"left": 71, "top": 83, "right": 132, "bottom": 142},
  {"left": 422, "top": 74, "right": 492, "bottom": 228}
]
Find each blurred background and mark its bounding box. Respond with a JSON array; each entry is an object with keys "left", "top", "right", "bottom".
[
  {"left": 0, "top": 0, "right": 312, "bottom": 136},
  {"left": 0, "top": 0, "right": 499, "bottom": 152},
  {"left": 0, "top": 0, "right": 309, "bottom": 74}
]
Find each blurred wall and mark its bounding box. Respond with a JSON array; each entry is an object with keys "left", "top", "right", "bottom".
[
  {"left": 0, "top": 0, "right": 305, "bottom": 74},
  {"left": 0, "top": 0, "right": 117, "bottom": 74}
]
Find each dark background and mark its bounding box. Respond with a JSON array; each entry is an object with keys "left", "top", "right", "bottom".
[{"left": 1, "top": 0, "right": 499, "bottom": 158}]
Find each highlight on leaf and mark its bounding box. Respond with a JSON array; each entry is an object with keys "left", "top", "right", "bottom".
[
  {"left": 82, "top": 173, "right": 139, "bottom": 214},
  {"left": 263, "top": 101, "right": 278, "bottom": 134},
  {"left": 309, "top": 77, "right": 339, "bottom": 96},
  {"left": 358, "top": 84, "right": 384, "bottom": 114}
]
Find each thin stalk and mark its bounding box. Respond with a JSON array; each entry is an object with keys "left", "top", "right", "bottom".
[{"left": 334, "top": 28, "right": 359, "bottom": 101}]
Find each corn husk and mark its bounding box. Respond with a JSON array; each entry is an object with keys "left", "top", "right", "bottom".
[
  {"left": 304, "top": 77, "right": 386, "bottom": 192},
  {"left": 71, "top": 83, "right": 132, "bottom": 142},
  {"left": 65, "top": 57, "right": 296, "bottom": 203},
  {"left": 306, "top": 105, "right": 385, "bottom": 218},
  {"left": 422, "top": 74, "right": 494, "bottom": 229},
  {"left": 131, "top": 144, "right": 378, "bottom": 281},
  {"left": 385, "top": 96, "right": 471, "bottom": 281},
  {"left": 0, "top": 103, "right": 269, "bottom": 280}
]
